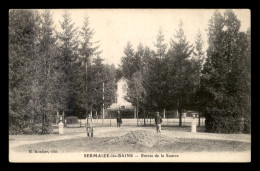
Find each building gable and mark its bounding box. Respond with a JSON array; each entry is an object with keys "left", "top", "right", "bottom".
[{"left": 107, "top": 77, "right": 134, "bottom": 111}]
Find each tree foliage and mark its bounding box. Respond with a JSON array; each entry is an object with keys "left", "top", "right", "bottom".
[
  {"left": 75, "top": 15, "right": 101, "bottom": 118},
  {"left": 201, "top": 10, "right": 251, "bottom": 133},
  {"left": 9, "top": 10, "right": 116, "bottom": 134},
  {"left": 9, "top": 10, "right": 62, "bottom": 134},
  {"left": 9, "top": 9, "right": 250, "bottom": 134}
]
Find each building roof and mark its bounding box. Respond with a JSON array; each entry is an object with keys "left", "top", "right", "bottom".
[{"left": 116, "top": 76, "right": 129, "bottom": 83}]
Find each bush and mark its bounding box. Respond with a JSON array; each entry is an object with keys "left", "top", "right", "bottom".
[
  {"left": 66, "top": 116, "right": 79, "bottom": 124},
  {"left": 243, "top": 118, "right": 251, "bottom": 133},
  {"left": 9, "top": 125, "right": 23, "bottom": 135},
  {"left": 205, "top": 113, "right": 244, "bottom": 133},
  {"left": 9, "top": 114, "right": 54, "bottom": 135},
  {"left": 23, "top": 123, "right": 53, "bottom": 135},
  {"left": 75, "top": 105, "right": 87, "bottom": 119},
  {"left": 9, "top": 122, "right": 53, "bottom": 135},
  {"left": 107, "top": 110, "right": 135, "bottom": 118}
]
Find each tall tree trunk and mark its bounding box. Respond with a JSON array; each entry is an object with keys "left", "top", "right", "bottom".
[
  {"left": 56, "top": 111, "right": 59, "bottom": 124},
  {"left": 198, "top": 111, "right": 201, "bottom": 127},
  {"left": 85, "top": 57, "right": 88, "bottom": 118},
  {"left": 42, "top": 111, "right": 45, "bottom": 134},
  {"left": 134, "top": 106, "right": 136, "bottom": 118},
  {"left": 136, "top": 105, "right": 139, "bottom": 126},
  {"left": 144, "top": 107, "right": 146, "bottom": 126},
  {"left": 90, "top": 105, "right": 93, "bottom": 116},
  {"left": 179, "top": 108, "right": 182, "bottom": 127}
]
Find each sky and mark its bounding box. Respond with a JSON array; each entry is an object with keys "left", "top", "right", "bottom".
[{"left": 45, "top": 9, "right": 250, "bottom": 68}]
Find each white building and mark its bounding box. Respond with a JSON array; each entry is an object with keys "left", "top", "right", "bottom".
[{"left": 107, "top": 77, "right": 135, "bottom": 117}]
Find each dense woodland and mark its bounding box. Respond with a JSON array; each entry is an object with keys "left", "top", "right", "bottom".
[
  {"left": 9, "top": 10, "right": 116, "bottom": 134},
  {"left": 9, "top": 9, "right": 251, "bottom": 134}
]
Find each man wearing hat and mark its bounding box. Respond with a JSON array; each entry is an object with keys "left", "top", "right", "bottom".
[
  {"left": 116, "top": 110, "right": 122, "bottom": 127},
  {"left": 155, "top": 112, "right": 162, "bottom": 133},
  {"left": 86, "top": 114, "right": 94, "bottom": 137}
]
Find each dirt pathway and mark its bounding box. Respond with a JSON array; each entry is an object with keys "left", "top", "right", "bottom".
[
  {"left": 9, "top": 127, "right": 141, "bottom": 148},
  {"left": 9, "top": 126, "right": 250, "bottom": 149}
]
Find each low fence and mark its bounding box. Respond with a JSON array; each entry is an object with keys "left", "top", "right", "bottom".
[
  {"left": 70, "top": 117, "right": 205, "bottom": 127},
  {"left": 137, "top": 117, "right": 205, "bottom": 127}
]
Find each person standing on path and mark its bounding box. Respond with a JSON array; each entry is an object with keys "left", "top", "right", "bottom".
[
  {"left": 86, "top": 114, "right": 94, "bottom": 137},
  {"left": 155, "top": 112, "right": 162, "bottom": 133},
  {"left": 117, "top": 110, "right": 122, "bottom": 127}
]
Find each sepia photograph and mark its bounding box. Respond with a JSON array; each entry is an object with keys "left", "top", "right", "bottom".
[{"left": 8, "top": 9, "right": 251, "bottom": 163}]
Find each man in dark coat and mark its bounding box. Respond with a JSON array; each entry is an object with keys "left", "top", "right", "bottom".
[
  {"left": 86, "top": 114, "right": 94, "bottom": 137},
  {"left": 116, "top": 111, "right": 122, "bottom": 127},
  {"left": 155, "top": 112, "right": 162, "bottom": 133}
]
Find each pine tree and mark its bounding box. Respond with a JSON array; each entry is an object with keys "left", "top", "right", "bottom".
[
  {"left": 126, "top": 71, "right": 147, "bottom": 118},
  {"left": 36, "top": 10, "right": 62, "bottom": 133},
  {"left": 142, "top": 28, "right": 170, "bottom": 112},
  {"left": 167, "top": 20, "right": 194, "bottom": 126},
  {"left": 87, "top": 58, "right": 116, "bottom": 117},
  {"left": 77, "top": 15, "right": 101, "bottom": 117},
  {"left": 87, "top": 56, "right": 105, "bottom": 114},
  {"left": 125, "top": 43, "right": 146, "bottom": 115},
  {"left": 141, "top": 46, "right": 153, "bottom": 73},
  {"left": 120, "top": 42, "right": 135, "bottom": 80},
  {"left": 193, "top": 30, "right": 205, "bottom": 65},
  {"left": 103, "top": 64, "right": 117, "bottom": 111},
  {"left": 154, "top": 27, "right": 167, "bottom": 59},
  {"left": 132, "top": 43, "right": 144, "bottom": 74},
  {"left": 192, "top": 30, "right": 206, "bottom": 126},
  {"left": 9, "top": 9, "right": 42, "bottom": 134},
  {"left": 56, "top": 10, "right": 79, "bottom": 116},
  {"left": 201, "top": 10, "right": 250, "bottom": 133}
]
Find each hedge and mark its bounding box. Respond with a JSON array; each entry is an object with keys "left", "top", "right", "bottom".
[
  {"left": 205, "top": 114, "right": 246, "bottom": 133},
  {"left": 65, "top": 116, "right": 79, "bottom": 124}
]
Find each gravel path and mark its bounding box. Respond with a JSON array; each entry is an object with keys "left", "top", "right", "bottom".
[
  {"left": 9, "top": 126, "right": 250, "bottom": 149},
  {"left": 161, "top": 130, "right": 251, "bottom": 143}
]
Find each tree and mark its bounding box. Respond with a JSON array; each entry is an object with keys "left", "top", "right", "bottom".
[
  {"left": 193, "top": 30, "right": 205, "bottom": 65},
  {"left": 115, "top": 67, "right": 124, "bottom": 81},
  {"left": 9, "top": 9, "right": 43, "bottom": 134},
  {"left": 76, "top": 15, "right": 101, "bottom": 117},
  {"left": 244, "top": 27, "right": 251, "bottom": 133},
  {"left": 103, "top": 64, "right": 117, "bottom": 110},
  {"left": 87, "top": 57, "right": 116, "bottom": 116},
  {"left": 167, "top": 20, "right": 195, "bottom": 126},
  {"left": 36, "top": 10, "right": 62, "bottom": 133},
  {"left": 141, "top": 46, "right": 153, "bottom": 73},
  {"left": 9, "top": 9, "right": 61, "bottom": 134},
  {"left": 142, "top": 28, "right": 170, "bottom": 113},
  {"left": 87, "top": 57, "right": 103, "bottom": 114},
  {"left": 120, "top": 42, "right": 135, "bottom": 80},
  {"left": 132, "top": 43, "right": 144, "bottom": 74},
  {"left": 125, "top": 43, "right": 147, "bottom": 116},
  {"left": 154, "top": 27, "right": 167, "bottom": 59},
  {"left": 201, "top": 10, "right": 251, "bottom": 133},
  {"left": 56, "top": 10, "right": 79, "bottom": 116},
  {"left": 192, "top": 30, "right": 206, "bottom": 126}
]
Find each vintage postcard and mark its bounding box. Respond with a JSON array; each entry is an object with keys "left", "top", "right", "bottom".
[{"left": 9, "top": 9, "right": 251, "bottom": 163}]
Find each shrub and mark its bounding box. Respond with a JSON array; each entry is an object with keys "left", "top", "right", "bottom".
[
  {"left": 22, "top": 123, "right": 53, "bottom": 135},
  {"left": 41, "top": 122, "right": 53, "bottom": 134},
  {"left": 205, "top": 114, "right": 244, "bottom": 133},
  {"left": 9, "top": 114, "right": 54, "bottom": 135},
  {"left": 9, "top": 117, "right": 30, "bottom": 135},
  {"left": 75, "top": 105, "right": 87, "bottom": 119},
  {"left": 243, "top": 117, "right": 251, "bottom": 133},
  {"left": 9, "top": 125, "right": 23, "bottom": 135},
  {"left": 66, "top": 116, "right": 79, "bottom": 124}
]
